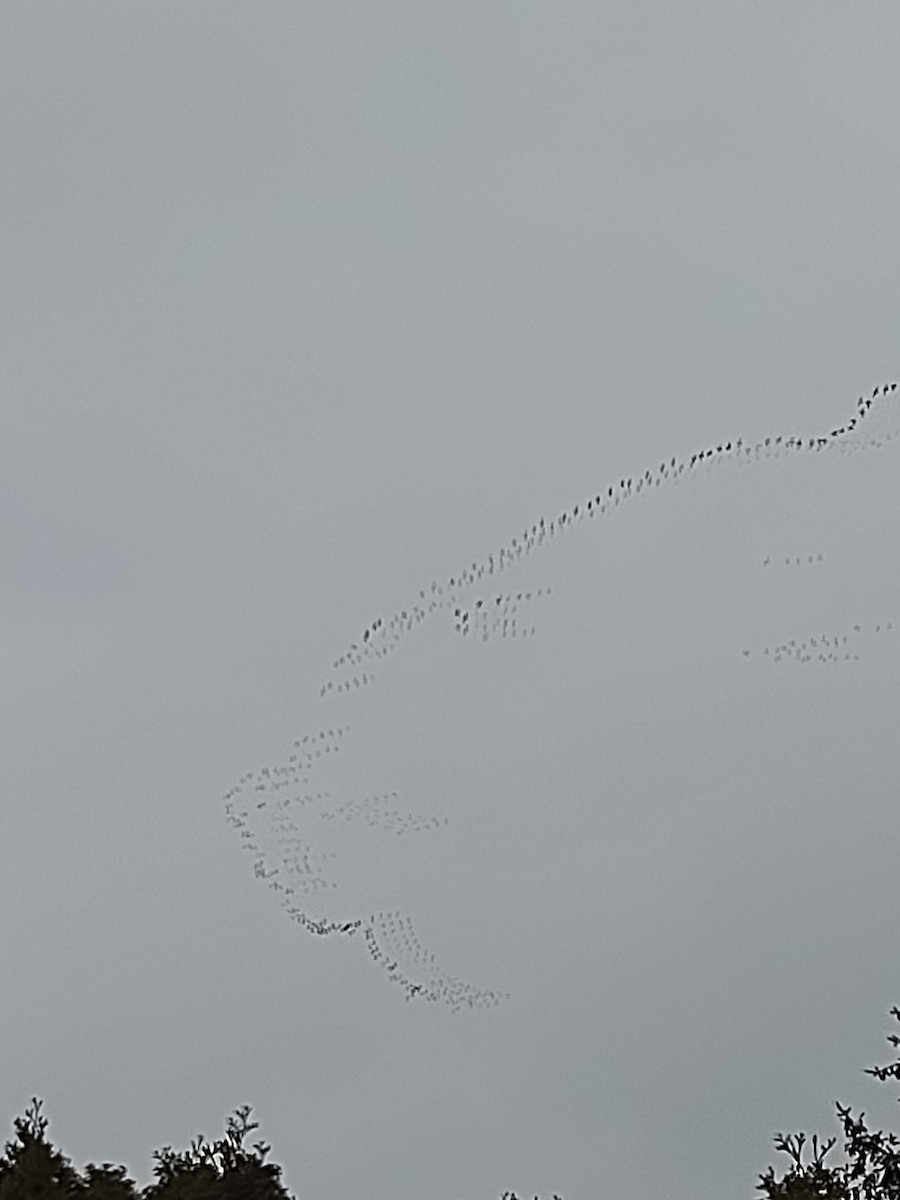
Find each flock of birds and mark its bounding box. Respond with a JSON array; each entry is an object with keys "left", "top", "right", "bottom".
[
  {"left": 317, "top": 383, "right": 899, "bottom": 696},
  {"left": 743, "top": 619, "right": 895, "bottom": 665},
  {"left": 450, "top": 586, "right": 552, "bottom": 643},
  {"left": 222, "top": 383, "right": 900, "bottom": 1011},
  {"left": 222, "top": 728, "right": 505, "bottom": 1011},
  {"left": 762, "top": 554, "right": 825, "bottom": 567}
]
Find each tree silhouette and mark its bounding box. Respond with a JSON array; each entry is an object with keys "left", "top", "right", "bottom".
[
  {"left": 0, "top": 1103, "right": 289, "bottom": 1200},
  {"left": 0, "top": 1100, "right": 567, "bottom": 1200},
  {"left": 75, "top": 1163, "right": 139, "bottom": 1200},
  {"left": 12, "top": 1008, "right": 900, "bottom": 1198},
  {"left": 0, "top": 1097, "right": 85, "bottom": 1200},
  {"left": 758, "top": 1006, "right": 900, "bottom": 1199},
  {"left": 756, "top": 1132, "right": 846, "bottom": 1199},
  {"left": 142, "top": 1106, "right": 290, "bottom": 1200}
]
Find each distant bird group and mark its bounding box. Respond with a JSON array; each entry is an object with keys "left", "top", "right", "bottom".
[
  {"left": 320, "top": 791, "right": 450, "bottom": 836},
  {"left": 762, "top": 554, "right": 825, "bottom": 568},
  {"left": 742, "top": 619, "right": 894, "bottom": 666},
  {"left": 450, "top": 587, "right": 551, "bottom": 642},
  {"left": 317, "top": 382, "right": 899, "bottom": 697},
  {"left": 221, "top": 722, "right": 504, "bottom": 1010},
  {"left": 221, "top": 382, "right": 900, "bottom": 1011},
  {"left": 364, "top": 910, "right": 508, "bottom": 1011}
]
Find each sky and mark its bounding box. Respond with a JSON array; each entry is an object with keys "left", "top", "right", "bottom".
[{"left": 3, "top": 4, "right": 900, "bottom": 1199}]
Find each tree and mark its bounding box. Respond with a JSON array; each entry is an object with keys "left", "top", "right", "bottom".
[
  {"left": 758, "top": 1006, "right": 900, "bottom": 1199},
  {"left": 142, "top": 1106, "right": 291, "bottom": 1200},
  {"left": 75, "top": 1164, "right": 138, "bottom": 1200},
  {"left": 0, "top": 1103, "right": 287, "bottom": 1200},
  {"left": 0, "top": 1097, "right": 84, "bottom": 1200},
  {"left": 756, "top": 1132, "right": 846, "bottom": 1199},
  {"left": 0, "top": 1098, "right": 565, "bottom": 1199}
]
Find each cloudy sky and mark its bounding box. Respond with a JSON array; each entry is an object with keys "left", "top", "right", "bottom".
[{"left": 3, "top": 4, "right": 900, "bottom": 1199}]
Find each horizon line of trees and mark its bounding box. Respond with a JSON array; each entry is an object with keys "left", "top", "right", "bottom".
[
  {"left": 6, "top": 1007, "right": 900, "bottom": 1199},
  {"left": 0, "top": 1099, "right": 563, "bottom": 1200}
]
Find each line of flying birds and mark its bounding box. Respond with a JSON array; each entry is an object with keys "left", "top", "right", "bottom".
[{"left": 224, "top": 383, "right": 899, "bottom": 1009}]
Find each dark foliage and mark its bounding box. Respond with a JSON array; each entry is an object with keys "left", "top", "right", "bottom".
[
  {"left": 10, "top": 1009, "right": 900, "bottom": 1198},
  {"left": 0, "top": 1103, "right": 286, "bottom": 1200},
  {"left": 142, "top": 1106, "right": 290, "bottom": 1200},
  {"left": 0, "top": 1097, "right": 83, "bottom": 1200},
  {"left": 0, "top": 1101, "right": 565, "bottom": 1200},
  {"left": 76, "top": 1163, "right": 139, "bottom": 1200},
  {"left": 758, "top": 1006, "right": 900, "bottom": 1199}
]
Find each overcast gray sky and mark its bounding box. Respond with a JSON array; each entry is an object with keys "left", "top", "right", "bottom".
[{"left": 3, "top": 5, "right": 900, "bottom": 1199}]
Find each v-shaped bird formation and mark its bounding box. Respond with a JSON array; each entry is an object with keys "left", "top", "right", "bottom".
[{"left": 222, "top": 383, "right": 900, "bottom": 1011}]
